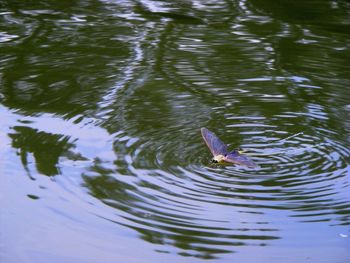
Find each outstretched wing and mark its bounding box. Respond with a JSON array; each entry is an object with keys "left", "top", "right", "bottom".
[
  {"left": 224, "top": 152, "right": 258, "bottom": 168},
  {"left": 201, "top": 127, "right": 228, "bottom": 157}
]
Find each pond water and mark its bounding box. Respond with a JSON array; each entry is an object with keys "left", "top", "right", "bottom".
[{"left": 1, "top": 1, "right": 350, "bottom": 262}]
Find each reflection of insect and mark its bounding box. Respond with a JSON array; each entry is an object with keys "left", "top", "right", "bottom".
[{"left": 201, "top": 127, "right": 259, "bottom": 168}]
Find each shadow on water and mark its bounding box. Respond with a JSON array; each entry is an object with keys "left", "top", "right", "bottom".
[{"left": 1, "top": 0, "right": 350, "bottom": 262}]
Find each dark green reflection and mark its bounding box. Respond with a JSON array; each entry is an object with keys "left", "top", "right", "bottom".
[
  {"left": 9, "top": 126, "right": 73, "bottom": 176},
  {"left": 83, "top": 168, "right": 280, "bottom": 259},
  {"left": 1, "top": 0, "right": 350, "bottom": 262}
]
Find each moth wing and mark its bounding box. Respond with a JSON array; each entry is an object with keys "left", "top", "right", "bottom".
[
  {"left": 225, "top": 153, "right": 258, "bottom": 168},
  {"left": 201, "top": 127, "right": 228, "bottom": 156}
]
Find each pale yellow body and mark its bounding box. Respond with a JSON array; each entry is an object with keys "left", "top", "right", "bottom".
[{"left": 213, "top": 154, "right": 226, "bottom": 162}]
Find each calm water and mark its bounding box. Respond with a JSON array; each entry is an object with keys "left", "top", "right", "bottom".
[{"left": 1, "top": 1, "right": 350, "bottom": 262}]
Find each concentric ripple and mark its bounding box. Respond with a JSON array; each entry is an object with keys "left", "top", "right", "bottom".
[
  {"left": 2, "top": 0, "right": 350, "bottom": 262},
  {"left": 76, "top": 102, "right": 350, "bottom": 258}
]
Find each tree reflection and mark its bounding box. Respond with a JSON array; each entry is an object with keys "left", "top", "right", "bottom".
[
  {"left": 9, "top": 126, "right": 73, "bottom": 177},
  {"left": 82, "top": 163, "right": 280, "bottom": 259}
]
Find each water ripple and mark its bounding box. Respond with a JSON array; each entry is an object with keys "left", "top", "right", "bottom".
[{"left": 2, "top": 0, "right": 350, "bottom": 261}]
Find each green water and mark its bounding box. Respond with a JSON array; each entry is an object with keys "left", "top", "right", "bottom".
[{"left": 1, "top": 1, "right": 350, "bottom": 262}]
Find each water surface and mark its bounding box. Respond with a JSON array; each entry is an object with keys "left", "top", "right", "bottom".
[{"left": 1, "top": 1, "right": 350, "bottom": 262}]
